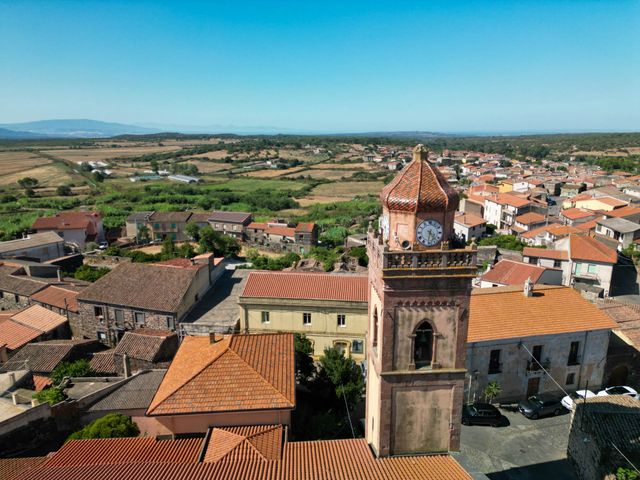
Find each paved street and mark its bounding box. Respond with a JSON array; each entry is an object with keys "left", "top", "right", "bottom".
[{"left": 460, "top": 406, "right": 577, "bottom": 480}]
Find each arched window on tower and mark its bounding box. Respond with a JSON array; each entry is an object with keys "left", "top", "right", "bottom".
[
  {"left": 373, "top": 308, "right": 379, "bottom": 348},
  {"left": 414, "top": 322, "right": 434, "bottom": 369}
]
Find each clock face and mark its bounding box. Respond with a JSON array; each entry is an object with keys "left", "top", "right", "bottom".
[
  {"left": 416, "top": 219, "right": 443, "bottom": 247},
  {"left": 380, "top": 215, "right": 390, "bottom": 240}
]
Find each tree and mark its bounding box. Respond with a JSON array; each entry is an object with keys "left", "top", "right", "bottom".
[
  {"left": 178, "top": 242, "right": 195, "bottom": 258},
  {"left": 294, "top": 333, "right": 315, "bottom": 384},
  {"left": 616, "top": 467, "right": 639, "bottom": 480},
  {"left": 72, "top": 265, "right": 110, "bottom": 282},
  {"left": 319, "top": 226, "right": 349, "bottom": 248},
  {"left": 93, "top": 171, "right": 105, "bottom": 182},
  {"left": 56, "top": 185, "right": 73, "bottom": 196},
  {"left": 137, "top": 225, "right": 150, "bottom": 243},
  {"left": 150, "top": 159, "right": 159, "bottom": 173},
  {"left": 51, "top": 359, "right": 94, "bottom": 384},
  {"left": 33, "top": 387, "right": 67, "bottom": 406},
  {"left": 484, "top": 381, "right": 501, "bottom": 404},
  {"left": 318, "top": 347, "right": 364, "bottom": 411},
  {"left": 66, "top": 413, "right": 139, "bottom": 441},
  {"left": 185, "top": 222, "right": 201, "bottom": 241},
  {"left": 198, "top": 226, "right": 240, "bottom": 257},
  {"left": 160, "top": 237, "right": 176, "bottom": 259},
  {"left": 18, "top": 177, "right": 38, "bottom": 190}
]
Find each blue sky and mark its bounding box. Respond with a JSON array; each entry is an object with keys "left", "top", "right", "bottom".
[{"left": 1, "top": 1, "right": 638, "bottom": 133}]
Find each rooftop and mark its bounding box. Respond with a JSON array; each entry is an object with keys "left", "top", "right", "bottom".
[
  {"left": 522, "top": 247, "right": 568, "bottom": 261},
  {"left": 454, "top": 212, "right": 486, "bottom": 228},
  {"left": 468, "top": 285, "right": 618, "bottom": 343},
  {"left": 77, "top": 262, "right": 199, "bottom": 313},
  {"left": 147, "top": 333, "right": 295, "bottom": 416},
  {"left": 10, "top": 305, "right": 67, "bottom": 332},
  {"left": 596, "top": 216, "right": 640, "bottom": 233},
  {"left": 209, "top": 210, "right": 252, "bottom": 224},
  {"left": 29, "top": 285, "right": 80, "bottom": 312},
  {"left": 487, "top": 193, "right": 531, "bottom": 208},
  {"left": 481, "top": 259, "right": 552, "bottom": 286},
  {"left": 113, "top": 329, "right": 178, "bottom": 363},
  {"left": 0, "top": 232, "right": 64, "bottom": 255},
  {"left": 561, "top": 208, "right": 596, "bottom": 220},
  {"left": 569, "top": 234, "right": 618, "bottom": 264},
  {"left": 32, "top": 211, "right": 100, "bottom": 231},
  {"left": 88, "top": 370, "right": 167, "bottom": 412},
  {"left": 514, "top": 212, "right": 546, "bottom": 224},
  {"left": 241, "top": 271, "right": 368, "bottom": 303},
  {"left": 0, "top": 340, "right": 96, "bottom": 374}
]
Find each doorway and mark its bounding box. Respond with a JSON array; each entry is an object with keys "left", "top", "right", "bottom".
[{"left": 527, "top": 377, "right": 540, "bottom": 397}]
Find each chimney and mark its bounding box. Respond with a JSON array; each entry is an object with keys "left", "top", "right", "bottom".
[
  {"left": 122, "top": 353, "right": 131, "bottom": 378},
  {"left": 56, "top": 269, "right": 62, "bottom": 282},
  {"left": 31, "top": 398, "right": 38, "bottom": 407},
  {"left": 209, "top": 331, "right": 221, "bottom": 344},
  {"left": 8, "top": 372, "right": 15, "bottom": 387},
  {"left": 413, "top": 144, "right": 429, "bottom": 162},
  {"left": 524, "top": 277, "right": 534, "bottom": 297},
  {"left": 11, "top": 393, "right": 18, "bottom": 406}
]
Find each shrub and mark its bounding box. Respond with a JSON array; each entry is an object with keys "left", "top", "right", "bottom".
[
  {"left": 51, "top": 359, "right": 94, "bottom": 384},
  {"left": 34, "top": 387, "right": 67, "bottom": 406},
  {"left": 72, "top": 265, "right": 110, "bottom": 282},
  {"left": 66, "top": 413, "right": 139, "bottom": 441}
]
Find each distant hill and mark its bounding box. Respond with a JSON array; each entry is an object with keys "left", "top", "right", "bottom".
[
  {"left": 0, "top": 119, "right": 161, "bottom": 138},
  {"left": 0, "top": 127, "right": 50, "bottom": 139}
]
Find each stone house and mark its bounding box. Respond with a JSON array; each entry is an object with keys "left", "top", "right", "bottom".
[
  {"left": 31, "top": 211, "right": 104, "bottom": 249},
  {"left": 568, "top": 396, "right": 640, "bottom": 480},
  {"left": 147, "top": 211, "right": 193, "bottom": 242},
  {"left": 244, "top": 221, "right": 318, "bottom": 254},
  {"left": 208, "top": 211, "right": 253, "bottom": 240},
  {"left": 29, "top": 285, "right": 82, "bottom": 334},
  {"left": 466, "top": 285, "right": 617, "bottom": 403},
  {"left": 240, "top": 271, "right": 368, "bottom": 360},
  {"left": 0, "top": 232, "right": 65, "bottom": 262},
  {"left": 75, "top": 258, "right": 214, "bottom": 346}
]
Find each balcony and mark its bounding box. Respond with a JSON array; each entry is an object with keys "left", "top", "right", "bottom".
[{"left": 527, "top": 359, "right": 551, "bottom": 372}]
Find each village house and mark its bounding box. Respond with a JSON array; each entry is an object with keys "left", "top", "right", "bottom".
[
  {"left": 560, "top": 208, "right": 599, "bottom": 226},
  {"left": 483, "top": 193, "right": 532, "bottom": 232},
  {"left": 466, "top": 285, "right": 617, "bottom": 403},
  {"left": 574, "top": 195, "right": 628, "bottom": 212},
  {"left": 454, "top": 212, "right": 487, "bottom": 241},
  {"left": 523, "top": 234, "right": 618, "bottom": 297},
  {"left": 240, "top": 271, "right": 368, "bottom": 360},
  {"left": 568, "top": 396, "right": 640, "bottom": 480},
  {"left": 595, "top": 217, "right": 640, "bottom": 250},
  {"left": 146, "top": 333, "right": 295, "bottom": 435},
  {"left": 512, "top": 211, "right": 547, "bottom": 234},
  {"left": 31, "top": 211, "right": 104, "bottom": 249},
  {"left": 75, "top": 258, "right": 216, "bottom": 345},
  {"left": 29, "top": 284, "right": 82, "bottom": 330},
  {"left": 146, "top": 211, "right": 192, "bottom": 242},
  {"left": 89, "top": 329, "right": 178, "bottom": 376},
  {"left": 244, "top": 220, "right": 319, "bottom": 254},
  {"left": 520, "top": 223, "right": 581, "bottom": 246},
  {"left": 208, "top": 210, "right": 253, "bottom": 240},
  {"left": 0, "top": 232, "right": 65, "bottom": 262},
  {"left": 479, "top": 259, "right": 562, "bottom": 288}
]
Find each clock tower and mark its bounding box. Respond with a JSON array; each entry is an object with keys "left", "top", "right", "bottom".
[{"left": 365, "top": 144, "right": 477, "bottom": 456}]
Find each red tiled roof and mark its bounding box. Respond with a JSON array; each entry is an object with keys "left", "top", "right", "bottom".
[
  {"left": 241, "top": 272, "right": 368, "bottom": 303},
  {"left": 454, "top": 212, "right": 486, "bottom": 228},
  {"left": 203, "top": 425, "right": 283, "bottom": 463},
  {"left": 486, "top": 193, "right": 531, "bottom": 208},
  {"left": 469, "top": 285, "right": 618, "bottom": 343},
  {"left": 570, "top": 235, "right": 618, "bottom": 264},
  {"left": 0, "top": 457, "right": 46, "bottom": 480},
  {"left": 294, "top": 222, "right": 315, "bottom": 233},
  {"left": 33, "top": 375, "right": 53, "bottom": 392},
  {"left": 153, "top": 257, "right": 205, "bottom": 270},
  {"left": 594, "top": 197, "right": 628, "bottom": 207},
  {"left": 265, "top": 226, "right": 296, "bottom": 237},
  {"left": 0, "top": 317, "right": 42, "bottom": 350},
  {"left": 30, "top": 285, "right": 80, "bottom": 313},
  {"left": 520, "top": 223, "right": 580, "bottom": 239},
  {"left": 11, "top": 305, "right": 67, "bottom": 332},
  {"left": 561, "top": 208, "right": 596, "bottom": 220},
  {"left": 147, "top": 333, "right": 295, "bottom": 416},
  {"left": 515, "top": 212, "right": 546, "bottom": 224},
  {"left": 607, "top": 206, "right": 640, "bottom": 219},
  {"left": 381, "top": 145, "right": 459, "bottom": 213},
  {"left": 481, "top": 260, "right": 548, "bottom": 285},
  {"left": 247, "top": 222, "right": 267, "bottom": 230},
  {"left": 32, "top": 211, "right": 100, "bottom": 231},
  {"left": 523, "top": 247, "right": 568, "bottom": 260}
]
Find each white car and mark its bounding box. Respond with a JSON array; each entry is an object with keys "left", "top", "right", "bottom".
[
  {"left": 561, "top": 389, "right": 595, "bottom": 411},
  {"left": 597, "top": 386, "right": 639, "bottom": 400}
]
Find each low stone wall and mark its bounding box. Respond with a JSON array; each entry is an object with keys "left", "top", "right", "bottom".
[{"left": 83, "top": 254, "right": 132, "bottom": 269}]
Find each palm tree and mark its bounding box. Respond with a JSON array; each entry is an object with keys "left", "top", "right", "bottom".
[{"left": 484, "top": 381, "right": 501, "bottom": 404}]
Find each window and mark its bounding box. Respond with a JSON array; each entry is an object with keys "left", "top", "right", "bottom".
[
  {"left": 114, "top": 309, "right": 124, "bottom": 324},
  {"left": 134, "top": 312, "right": 145, "bottom": 326},
  {"left": 352, "top": 340, "right": 364, "bottom": 354},
  {"left": 489, "top": 349, "right": 502, "bottom": 374},
  {"left": 554, "top": 259, "right": 561, "bottom": 268},
  {"left": 171, "top": 223, "right": 177, "bottom": 229},
  {"left": 233, "top": 225, "right": 238, "bottom": 231},
  {"left": 215, "top": 223, "right": 220, "bottom": 229},
  {"left": 166, "top": 316, "right": 175, "bottom": 330},
  {"left": 94, "top": 306, "right": 104, "bottom": 318},
  {"left": 334, "top": 341, "right": 349, "bottom": 356},
  {"left": 566, "top": 373, "right": 575, "bottom": 385},
  {"left": 588, "top": 264, "right": 598, "bottom": 274},
  {"left": 373, "top": 308, "right": 379, "bottom": 348},
  {"left": 303, "top": 313, "right": 311, "bottom": 325},
  {"left": 14, "top": 294, "right": 19, "bottom": 303},
  {"left": 568, "top": 341, "right": 580, "bottom": 366},
  {"left": 532, "top": 345, "right": 543, "bottom": 363},
  {"left": 97, "top": 331, "right": 107, "bottom": 341},
  {"left": 154, "top": 223, "right": 161, "bottom": 230},
  {"left": 261, "top": 311, "right": 270, "bottom": 324},
  {"left": 337, "top": 314, "right": 346, "bottom": 327},
  {"left": 414, "top": 322, "right": 434, "bottom": 369}
]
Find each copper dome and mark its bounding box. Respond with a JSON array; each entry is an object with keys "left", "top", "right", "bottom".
[{"left": 380, "top": 145, "right": 459, "bottom": 213}]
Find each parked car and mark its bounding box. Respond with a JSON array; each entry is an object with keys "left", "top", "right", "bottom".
[
  {"left": 518, "top": 394, "right": 563, "bottom": 419},
  {"left": 561, "top": 390, "right": 596, "bottom": 411},
  {"left": 98, "top": 241, "right": 109, "bottom": 250},
  {"left": 597, "top": 386, "right": 639, "bottom": 400},
  {"left": 462, "top": 402, "right": 504, "bottom": 427}
]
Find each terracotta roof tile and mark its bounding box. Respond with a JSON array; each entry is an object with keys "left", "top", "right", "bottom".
[
  {"left": 522, "top": 247, "right": 568, "bottom": 260},
  {"left": 294, "top": 222, "right": 315, "bottom": 233},
  {"left": 607, "top": 205, "right": 640, "bottom": 219},
  {"left": 89, "top": 349, "right": 117, "bottom": 374},
  {"left": 0, "top": 318, "right": 42, "bottom": 350},
  {"left": 0, "top": 457, "right": 46, "bottom": 480},
  {"left": 147, "top": 333, "right": 295, "bottom": 416},
  {"left": 113, "top": 330, "right": 178, "bottom": 362},
  {"left": 468, "top": 285, "right": 618, "bottom": 343},
  {"left": 381, "top": 145, "right": 459, "bottom": 213},
  {"left": 0, "top": 340, "right": 86, "bottom": 373},
  {"left": 209, "top": 211, "right": 252, "bottom": 224},
  {"left": 515, "top": 212, "right": 546, "bottom": 224},
  {"left": 203, "top": 425, "right": 283, "bottom": 463},
  {"left": 454, "top": 212, "right": 486, "bottom": 228},
  {"left": 241, "top": 272, "right": 368, "bottom": 303},
  {"left": 30, "top": 286, "right": 79, "bottom": 312},
  {"left": 11, "top": 305, "right": 67, "bottom": 332},
  {"left": 561, "top": 208, "right": 596, "bottom": 220},
  {"left": 487, "top": 193, "right": 531, "bottom": 208},
  {"left": 481, "top": 260, "right": 549, "bottom": 285},
  {"left": 32, "top": 211, "right": 100, "bottom": 231},
  {"left": 265, "top": 226, "right": 296, "bottom": 237},
  {"left": 569, "top": 235, "right": 618, "bottom": 264}
]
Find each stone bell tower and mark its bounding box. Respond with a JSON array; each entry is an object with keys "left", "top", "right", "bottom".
[{"left": 365, "top": 145, "right": 477, "bottom": 456}]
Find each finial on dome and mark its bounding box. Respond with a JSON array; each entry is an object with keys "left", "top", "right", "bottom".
[{"left": 413, "top": 144, "right": 430, "bottom": 162}]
